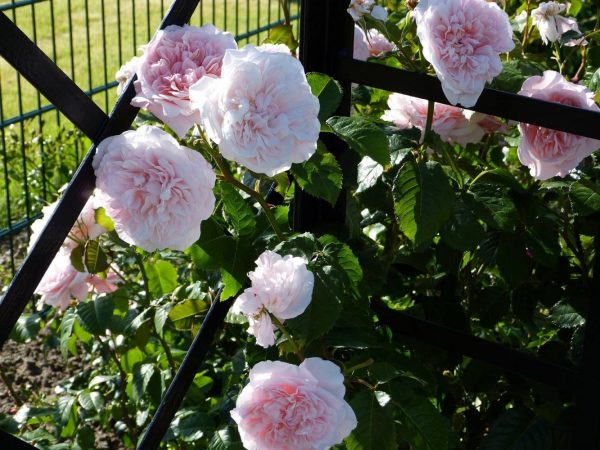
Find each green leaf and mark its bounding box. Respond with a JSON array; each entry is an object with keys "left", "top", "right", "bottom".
[
  {"left": 70, "top": 246, "right": 85, "bottom": 272},
  {"left": 59, "top": 309, "right": 77, "bottom": 358},
  {"left": 209, "top": 427, "right": 244, "bottom": 450},
  {"left": 388, "top": 383, "right": 450, "bottom": 450},
  {"left": 219, "top": 182, "right": 256, "bottom": 237},
  {"left": 327, "top": 116, "right": 391, "bottom": 166},
  {"left": 318, "top": 234, "right": 363, "bottom": 287},
  {"left": 76, "top": 297, "right": 114, "bottom": 335},
  {"left": 468, "top": 187, "right": 519, "bottom": 231},
  {"left": 346, "top": 391, "right": 396, "bottom": 450},
  {"left": 570, "top": 181, "right": 600, "bottom": 216},
  {"left": 221, "top": 270, "right": 242, "bottom": 300},
  {"left": 273, "top": 232, "right": 319, "bottom": 259},
  {"left": 83, "top": 240, "right": 109, "bottom": 274},
  {"left": 95, "top": 206, "right": 115, "bottom": 232},
  {"left": 132, "top": 363, "right": 157, "bottom": 404},
  {"left": 263, "top": 24, "right": 298, "bottom": 51},
  {"left": 524, "top": 225, "right": 560, "bottom": 269},
  {"left": 10, "top": 314, "right": 41, "bottom": 343},
  {"left": 55, "top": 396, "right": 77, "bottom": 438},
  {"left": 154, "top": 306, "right": 170, "bottom": 337},
  {"left": 496, "top": 233, "right": 530, "bottom": 288},
  {"left": 169, "top": 298, "right": 208, "bottom": 322},
  {"left": 176, "top": 411, "right": 213, "bottom": 442},
  {"left": 440, "top": 197, "right": 485, "bottom": 251},
  {"left": 286, "top": 265, "right": 343, "bottom": 340},
  {"left": 393, "top": 158, "right": 455, "bottom": 248},
  {"left": 490, "top": 60, "right": 542, "bottom": 93},
  {"left": 78, "top": 390, "right": 104, "bottom": 413},
  {"left": 144, "top": 260, "right": 178, "bottom": 297},
  {"left": 480, "top": 407, "right": 552, "bottom": 450},
  {"left": 550, "top": 302, "right": 585, "bottom": 329},
  {"left": 291, "top": 142, "right": 343, "bottom": 205},
  {"left": 559, "top": 29, "right": 583, "bottom": 45},
  {"left": 306, "top": 73, "right": 343, "bottom": 121},
  {"left": 568, "top": 0, "right": 582, "bottom": 15},
  {"left": 357, "top": 156, "right": 384, "bottom": 194}
]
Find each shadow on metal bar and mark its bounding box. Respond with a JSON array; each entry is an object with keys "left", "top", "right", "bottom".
[
  {"left": 371, "top": 298, "right": 578, "bottom": 392},
  {"left": 336, "top": 58, "right": 600, "bottom": 141}
]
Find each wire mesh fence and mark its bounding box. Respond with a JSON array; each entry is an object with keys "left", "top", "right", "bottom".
[{"left": 0, "top": 0, "right": 299, "bottom": 277}]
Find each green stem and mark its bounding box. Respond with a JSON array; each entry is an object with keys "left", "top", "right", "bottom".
[
  {"left": 344, "top": 358, "right": 375, "bottom": 375},
  {"left": 133, "top": 250, "right": 151, "bottom": 303},
  {"left": 468, "top": 169, "right": 493, "bottom": 190},
  {"left": 0, "top": 364, "right": 22, "bottom": 406},
  {"left": 553, "top": 42, "right": 564, "bottom": 74},
  {"left": 155, "top": 331, "right": 177, "bottom": 378},
  {"left": 199, "top": 141, "right": 285, "bottom": 242},
  {"left": 279, "top": 0, "right": 290, "bottom": 25},
  {"left": 270, "top": 314, "right": 303, "bottom": 359},
  {"left": 521, "top": 0, "right": 531, "bottom": 52}
]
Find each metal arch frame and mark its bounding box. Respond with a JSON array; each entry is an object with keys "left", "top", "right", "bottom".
[{"left": 0, "top": 0, "right": 598, "bottom": 448}]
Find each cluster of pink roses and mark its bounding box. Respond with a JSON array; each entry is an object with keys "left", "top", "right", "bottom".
[{"left": 31, "top": 196, "right": 120, "bottom": 310}]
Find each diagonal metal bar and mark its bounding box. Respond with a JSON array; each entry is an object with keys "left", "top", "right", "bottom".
[
  {"left": 137, "top": 295, "right": 233, "bottom": 449},
  {"left": 336, "top": 59, "right": 600, "bottom": 141},
  {"left": 371, "top": 298, "right": 578, "bottom": 392},
  {"left": 0, "top": 429, "right": 38, "bottom": 450},
  {"left": 0, "top": 12, "right": 108, "bottom": 141},
  {"left": 0, "top": 0, "right": 203, "bottom": 350}
]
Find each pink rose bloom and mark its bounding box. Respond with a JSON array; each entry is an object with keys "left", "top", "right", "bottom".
[
  {"left": 382, "top": 93, "right": 503, "bottom": 146},
  {"left": 347, "top": 0, "right": 387, "bottom": 21},
  {"left": 231, "top": 358, "right": 357, "bottom": 450},
  {"left": 35, "top": 250, "right": 90, "bottom": 310},
  {"left": 115, "top": 56, "right": 140, "bottom": 95},
  {"left": 92, "top": 125, "right": 216, "bottom": 251},
  {"left": 131, "top": 24, "right": 237, "bottom": 138},
  {"left": 29, "top": 195, "right": 106, "bottom": 253},
  {"left": 257, "top": 43, "right": 292, "bottom": 55},
  {"left": 414, "top": 0, "right": 514, "bottom": 107},
  {"left": 517, "top": 71, "right": 600, "bottom": 180},
  {"left": 366, "top": 29, "right": 394, "bottom": 56},
  {"left": 232, "top": 250, "right": 314, "bottom": 348},
  {"left": 87, "top": 270, "right": 121, "bottom": 294},
  {"left": 353, "top": 25, "right": 370, "bottom": 62},
  {"left": 190, "top": 45, "right": 320, "bottom": 176},
  {"left": 531, "top": 2, "right": 586, "bottom": 46}
]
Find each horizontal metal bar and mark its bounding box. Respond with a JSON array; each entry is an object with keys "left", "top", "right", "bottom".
[
  {"left": 137, "top": 295, "right": 233, "bottom": 450},
  {"left": 336, "top": 58, "right": 600, "bottom": 141},
  {"left": 0, "top": 82, "right": 118, "bottom": 128},
  {"left": 371, "top": 298, "right": 578, "bottom": 392},
  {"left": 0, "top": 13, "right": 108, "bottom": 141},
  {"left": 0, "top": 429, "right": 38, "bottom": 450},
  {"left": 0, "top": 0, "right": 47, "bottom": 13},
  {"left": 234, "top": 14, "right": 299, "bottom": 41},
  {"left": 0, "top": 213, "right": 41, "bottom": 239}
]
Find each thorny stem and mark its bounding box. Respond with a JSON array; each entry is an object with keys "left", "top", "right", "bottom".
[
  {"left": 280, "top": 0, "right": 291, "bottom": 25},
  {"left": 0, "top": 364, "right": 23, "bottom": 406},
  {"left": 344, "top": 358, "right": 375, "bottom": 375},
  {"left": 521, "top": 0, "right": 531, "bottom": 52},
  {"left": 196, "top": 137, "right": 285, "bottom": 242},
  {"left": 270, "top": 314, "right": 303, "bottom": 360},
  {"left": 100, "top": 339, "right": 137, "bottom": 440},
  {"left": 553, "top": 42, "right": 564, "bottom": 74},
  {"left": 132, "top": 251, "right": 177, "bottom": 376}
]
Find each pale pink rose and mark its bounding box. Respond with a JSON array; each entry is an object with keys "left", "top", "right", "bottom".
[
  {"left": 231, "top": 358, "right": 357, "bottom": 450},
  {"left": 190, "top": 45, "right": 320, "bottom": 176},
  {"left": 347, "top": 0, "right": 387, "bottom": 21},
  {"left": 87, "top": 270, "right": 121, "bottom": 294},
  {"left": 115, "top": 56, "right": 140, "bottom": 95},
  {"left": 353, "top": 25, "right": 370, "bottom": 61},
  {"left": 382, "top": 93, "right": 504, "bottom": 146},
  {"left": 29, "top": 195, "right": 106, "bottom": 253},
  {"left": 232, "top": 250, "right": 314, "bottom": 348},
  {"left": 92, "top": 126, "right": 216, "bottom": 251},
  {"left": 366, "top": 28, "right": 394, "bottom": 56},
  {"left": 531, "top": 2, "right": 586, "bottom": 46},
  {"left": 131, "top": 24, "right": 237, "bottom": 138},
  {"left": 414, "top": 0, "right": 515, "bottom": 107},
  {"left": 257, "top": 43, "right": 292, "bottom": 55},
  {"left": 517, "top": 71, "right": 600, "bottom": 180},
  {"left": 35, "top": 250, "right": 90, "bottom": 310}
]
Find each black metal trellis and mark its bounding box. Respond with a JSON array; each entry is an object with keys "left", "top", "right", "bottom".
[{"left": 0, "top": 0, "right": 599, "bottom": 449}]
